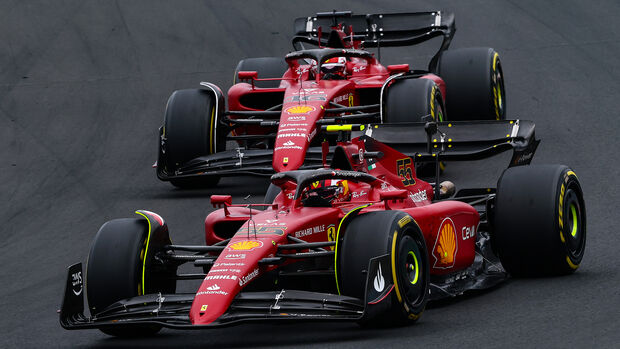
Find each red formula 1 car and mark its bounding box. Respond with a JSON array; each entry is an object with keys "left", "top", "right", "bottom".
[
  {"left": 61, "top": 120, "right": 586, "bottom": 336},
  {"left": 156, "top": 10, "right": 506, "bottom": 187}
]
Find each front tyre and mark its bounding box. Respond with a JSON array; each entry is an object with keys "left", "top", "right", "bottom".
[
  {"left": 161, "top": 89, "right": 223, "bottom": 188},
  {"left": 493, "top": 165, "right": 586, "bottom": 276},
  {"left": 338, "top": 211, "right": 430, "bottom": 326},
  {"left": 86, "top": 218, "right": 165, "bottom": 337}
]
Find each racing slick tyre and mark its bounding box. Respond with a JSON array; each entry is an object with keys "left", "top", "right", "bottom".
[
  {"left": 338, "top": 211, "right": 430, "bottom": 326},
  {"left": 163, "top": 89, "right": 223, "bottom": 189},
  {"left": 493, "top": 165, "right": 586, "bottom": 276},
  {"left": 436, "top": 47, "right": 506, "bottom": 120},
  {"left": 384, "top": 78, "right": 446, "bottom": 178},
  {"left": 234, "top": 57, "right": 288, "bottom": 88},
  {"left": 384, "top": 78, "right": 445, "bottom": 123},
  {"left": 86, "top": 218, "right": 172, "bottom": 337},
  {"left": 264, "top": 183, "right": 281, "bottom": 204}
]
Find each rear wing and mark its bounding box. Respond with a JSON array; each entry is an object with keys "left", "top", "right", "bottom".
[
  {"left": 357, "top": 120, "right": 539, "bottom": 167},
  {"left": 293, "top": 11, "right": 455, "bottom": 69}
]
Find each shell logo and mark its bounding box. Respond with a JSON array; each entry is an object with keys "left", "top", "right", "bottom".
[
  {"left": 228, "top": 240, "right": 263, "bottom": 251},
  {"left": 285, "top": 105, "right": 315, "bottom": 114},
  {"left": 432, "top": 218, "right": 457, "bottom": 269}
]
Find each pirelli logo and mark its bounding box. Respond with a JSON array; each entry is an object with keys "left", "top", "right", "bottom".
[{"left": 398, "top": 215, "right": 412, "bottom": 228}]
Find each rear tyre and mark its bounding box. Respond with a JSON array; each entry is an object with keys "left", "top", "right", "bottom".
[
  {"left": 162, "top": 89, "right": 223, "bottom": 188},
  {"left": 86, "top": 218, "right": 168, "bottom": 337},
  {"left": 234, "top": 57, "right": 288, "bottom": 88},
  {"left": 384, "top": 78, "right": 445, "bottom": 123},
  {"left": 493, "top": 165, "right": 586, "bottom": 276},
  {"left": 436, "top": 47, "right": 506, "bottom": 120},
  {"left": 384, "top": 78, "right": 446, "bottom": 177},
  {"left": 338, "top": 211, "right": 430, "bottom": 326}
]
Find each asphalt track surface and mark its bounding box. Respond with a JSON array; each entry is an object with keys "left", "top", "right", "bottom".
[{"left": 2, "top": 0, "right": 620, "bottom": 347}]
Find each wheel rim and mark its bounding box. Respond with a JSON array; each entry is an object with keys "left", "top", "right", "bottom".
[
  {"left": 435, "top": 99, "right": 444, "bottom": 122},
  {"left": 406, "top": 251, "right": 420, "bottom": 285},
  {"left": 397, "top": 234, "right": 426, "bottom": 307},
  {"left": 492, "top": 56, "right": 506, "bottom": 120},
  {"left": 570, "top": 204, "right": 578, "bottom": 237},
  {"left": 563, "top": 187, "right": 585, "bottom": 256},
  {"left": 432, "top": 90, "right": 444, "bottom": 122}
]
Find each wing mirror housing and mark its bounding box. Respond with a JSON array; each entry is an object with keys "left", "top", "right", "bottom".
[
  {"left": 387, "top": 64, "right": 409, "bottom": 74},
  {"left": 380, "top": 189, "right": 408, "bottom": 209},
  {"left": 237, "top": 71, "right": 258, "bottom": 80},
  {"left": 237, "top": 71, "right": 258, "bottom": 88},
  {"left": 379, "top": 189, "right": 408, "bottom": 201},
  {"left": 211, "top": 195, "right": 232, "bottom": 208}
]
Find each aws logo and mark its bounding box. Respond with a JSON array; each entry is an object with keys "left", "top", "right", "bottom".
[{"left": 432, "top": 218, "right": 458, "bottom": 269}]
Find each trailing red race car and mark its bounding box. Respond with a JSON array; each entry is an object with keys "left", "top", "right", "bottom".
[
  {"left": 61, "top": 120, "right": 586, "bottom": 336},
  {"left": 156, "top": 10, "right": 506, "bottom": 187}
]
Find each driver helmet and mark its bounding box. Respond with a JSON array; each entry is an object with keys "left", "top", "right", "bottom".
[
  {"left": 321, "top": 57, "right": 347, "bottom": 77},
  {"left": 302, "top": 179, "right": 351, "bottom": 206}
]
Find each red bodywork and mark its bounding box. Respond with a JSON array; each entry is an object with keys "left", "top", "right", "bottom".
[
  {"left": 226, "top": 24, "right": 446, "bottom": 173},
  {"left": 193, "top": 136, "right": 477, "bottom": 325}
]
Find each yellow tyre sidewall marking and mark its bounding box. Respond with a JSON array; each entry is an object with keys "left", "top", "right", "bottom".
[
  {"left": 135, "top": 211, "right": 153, "bottom": 296},
  {"left": 391, "top": 230, "right": 402, "bottom": 303},
  {"left": 492, "top": 52, "right": 501, "bottom": 120},
  {"left": 559, "top": 170, "right": 580, "bottom": 269},
  {"left": 209, "top": 107, "right": 215, "bottom": 154},
  {"left": 430, "top": 85, "right": 436, "bottom": 120}
]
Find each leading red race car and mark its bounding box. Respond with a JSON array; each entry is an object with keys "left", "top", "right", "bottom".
[
  {"left": 60, "top": 120, "right": 586, "bottom": 336},
  {"left": 156, "top": 10, "right": 506, "bottom": 187}
]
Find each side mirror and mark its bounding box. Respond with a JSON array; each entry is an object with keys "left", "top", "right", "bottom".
[
  {"left": 387, "top": 64, "right": 409, "bottom": 74},
  {"left": 379, "top": 189, "right": 408, "bottom": 201},
  {"left": 237, "top": 71, "right": 258, "bottom": 81},
  {"left": 210, "top": 195, "right": 232, "bottom": 208}
]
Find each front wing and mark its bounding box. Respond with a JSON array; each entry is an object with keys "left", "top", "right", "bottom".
[
  {"left": 156, "top": 146, "right": 333, "bottom": 181},
  {"left": 60, "top": 256, "right": 393, "bottom": 330},
  {"left": 60, "top": 247, "right": 507, "bottom": 330}
]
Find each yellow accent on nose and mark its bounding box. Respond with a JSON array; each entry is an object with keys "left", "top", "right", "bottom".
[{"left": 326, "top": 125, "right": 353, "bottom": 132}]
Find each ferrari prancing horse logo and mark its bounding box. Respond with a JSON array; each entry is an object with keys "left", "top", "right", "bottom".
[{"left": 326, "top": 225, "right": 336, "bottom": 250}]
